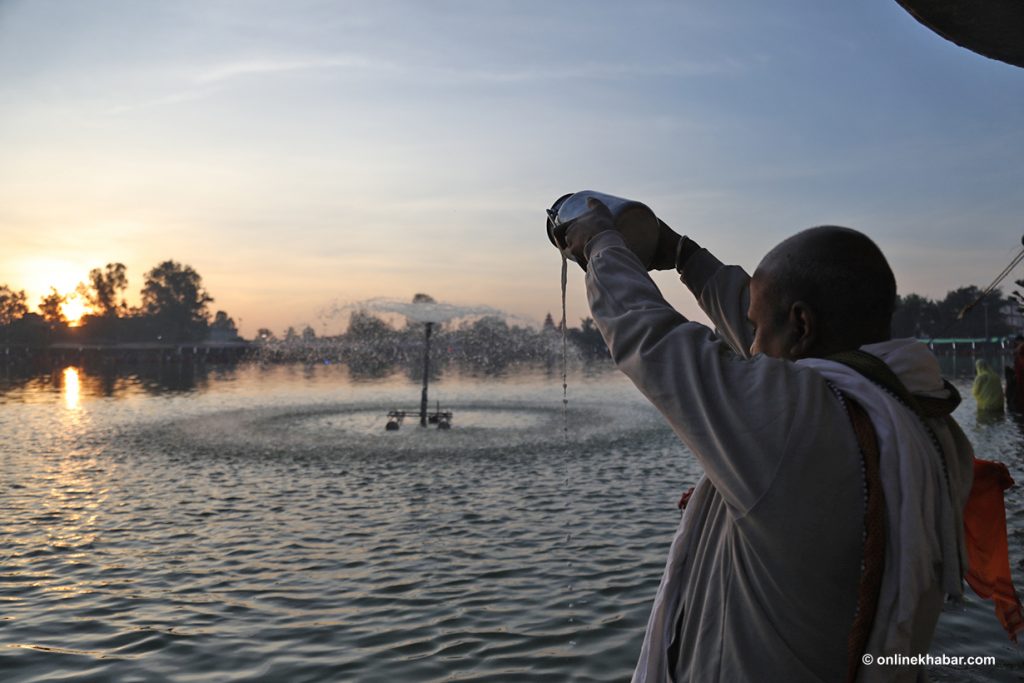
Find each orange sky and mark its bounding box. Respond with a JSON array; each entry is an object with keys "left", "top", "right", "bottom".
[{"left": 2, "top": 2, "right": 1021, "bottom": 337}]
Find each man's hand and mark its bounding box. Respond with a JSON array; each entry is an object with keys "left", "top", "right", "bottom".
[
  {"left": 551, "top": 197, "right": 616, "bottom": 271},
  {"left": 648, "top": 221, "right": 684, "bottom": 271}
]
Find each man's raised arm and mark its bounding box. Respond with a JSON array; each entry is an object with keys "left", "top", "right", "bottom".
[
  {"left": 580, "top": 230, "right": 828, "bottom": 515},
  {"left": 675, "top": 243, "right": 755, "bottom": 359}
]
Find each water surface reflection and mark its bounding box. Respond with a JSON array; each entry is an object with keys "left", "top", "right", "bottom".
[
  {"left": 1, "top": 363, "right": 1022, "bottom": 681},
  {"left": 61, "top": 367, "right": 80, "bottom": 411}
]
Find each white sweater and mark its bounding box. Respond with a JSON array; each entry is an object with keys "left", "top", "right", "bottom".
[{"left": 582, "top": 231, "right": 972, "bottom": 683}]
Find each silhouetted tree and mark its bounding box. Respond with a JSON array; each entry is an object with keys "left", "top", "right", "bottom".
[
  {"left": 4, "top": 312, "right": 47, "bottom": 345},
  {"left": 345, "top": 310, "right": 401, "bottom": 376},
  {"left": 892, "top": 287, "right": 1015, "bottom": 338},
  {"left": 38, "top": 288, "right": 67, "bottom": 327},
  {"left": 79, "top": 263, "right": 127, "bottom": 317},
  {"left": 141, "top": 260, "right": 214, "bottom": 341},
  {"left": 892, "top": 294, "right": 939, "bottom": 338},
  {"left": 934, "top": 287, "right": 1012, "bottom": 338},
  {"left": 347, "top": 310, "right": 395, "bottom": 343},
  {"left": 209, "top": 310, "right": 239, "bottom": 341},
  {"left": 458, "top": 316, "right": 514, "bottom": 372},
  {"left": 1012, "top": 279, "right": 1024, "bottom": 315},
  {"left": 0, "top": 285, "right": 28, "bottom": 326},
  {"left": 569, "top": 317, "right": 609, "bottom": 358},
  {"left": 302, "top": 325, "right": 316, "bottom": 341}
]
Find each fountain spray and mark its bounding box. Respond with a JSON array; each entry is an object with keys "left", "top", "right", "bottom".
[{"left": 384, "top": 298, "right": 452, "bottom": 431}]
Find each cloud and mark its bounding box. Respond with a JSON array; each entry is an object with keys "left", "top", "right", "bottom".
[
  {"left": 106, "top": 86, "right": 220, "bottom": 114},
  {"left": 410, "top": 59, "right": 746, "bottom": 85},
  {"left": 102, "top": 50, "right": 745, "bottom": 115},
  {"left": 191, "top": 52, "right": 743, "bottom": 87},
  {"left": 104, "top": 54, "right": 385, "bottom": 114},
  {"left": 193, "top": 55, "right": 380, "bottom": 84}
]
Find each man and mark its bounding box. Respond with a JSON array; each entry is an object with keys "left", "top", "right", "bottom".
[{"left": 552, "top": 199, "right": 974, "bottom": 682}]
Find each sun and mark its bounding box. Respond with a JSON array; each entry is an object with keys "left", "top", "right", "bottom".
[{"left": 61, "top": 293, "right": 91, "bottom": 327}]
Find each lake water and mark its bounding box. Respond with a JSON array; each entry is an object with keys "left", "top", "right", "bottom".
[{"left": 2, "top": 362, "right": 1023, "bottom": 681}]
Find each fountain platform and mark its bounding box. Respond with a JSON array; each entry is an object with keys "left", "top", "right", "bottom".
[{"left": 386, "top": 407, "right": 453, "bottom": 431}]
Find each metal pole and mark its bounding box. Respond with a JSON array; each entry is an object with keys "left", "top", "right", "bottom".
[{"left": 420, "top": 322, "right": 432, "bottom": 427}]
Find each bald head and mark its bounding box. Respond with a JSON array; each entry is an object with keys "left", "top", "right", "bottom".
[{"left": 752, "top": 226, "right": 896, "bottom": 353}]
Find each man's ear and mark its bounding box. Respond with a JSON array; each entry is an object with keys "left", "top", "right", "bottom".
[{"left": 786, "top": 301, "right": 817, "bottom": 359}]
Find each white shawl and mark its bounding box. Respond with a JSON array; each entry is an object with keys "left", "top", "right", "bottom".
[{"left": 799, "top": 338, "right": 969, "bottom": 681}]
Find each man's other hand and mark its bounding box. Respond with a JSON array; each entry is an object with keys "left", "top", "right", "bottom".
[{"left": 649, "top": 221, "right": 684, "bottom": 271}]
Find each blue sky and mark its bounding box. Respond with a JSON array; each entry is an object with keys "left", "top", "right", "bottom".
[{"left": 1, "top": 0, "right": 1021, "bottom": 336}]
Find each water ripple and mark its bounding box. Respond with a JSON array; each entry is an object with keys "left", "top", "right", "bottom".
[{"left": 2, "top": 368, "right": 1022, "bottom": 680}]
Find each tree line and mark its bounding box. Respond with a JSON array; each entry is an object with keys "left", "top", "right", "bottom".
[
  {"left": 0, "top": 261, "right": 240, "bottom": 345},
  {"left": 254, "top": 304, "right": 609, "bottom": 377},
  {"left": 891, "top": 286, "right": 1020, "bottom": 339},
  {"left": 3, "top": 269, "right": 1018, "bottom": 353},
  {"left": 286, "top": 283, "right": 1018, "bottom": 376}
]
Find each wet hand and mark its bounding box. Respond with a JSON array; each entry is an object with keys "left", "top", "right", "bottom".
[{"left": 551, "top": 197, "right": 616, "bottom": 271}]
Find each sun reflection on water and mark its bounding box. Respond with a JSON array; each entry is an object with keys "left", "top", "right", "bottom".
[{"left": 63, "top": 366, "right": 81, "bottom": 410}]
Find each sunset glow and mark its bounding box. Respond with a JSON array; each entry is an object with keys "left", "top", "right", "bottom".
[
  {"left": 61, "top": 294, "right": 92, "bottom": 327},
  {"left": 62, "top": 367, "right": 81, "bottom": 410},
  {"left": 0, "top": 2, "right": 1021, "bottom": 337}
]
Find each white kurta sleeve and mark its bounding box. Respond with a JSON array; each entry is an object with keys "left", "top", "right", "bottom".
[
  {"left": 583, "top": 231, "right": 825, "bottom": 515},
  {"left": 677, "top": 248, "right": 755, "bottom": 358}
]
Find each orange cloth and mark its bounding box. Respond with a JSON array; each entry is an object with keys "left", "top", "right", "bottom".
[{"left": 964, "top": 458, "right": 1024, "bottom": 641}]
